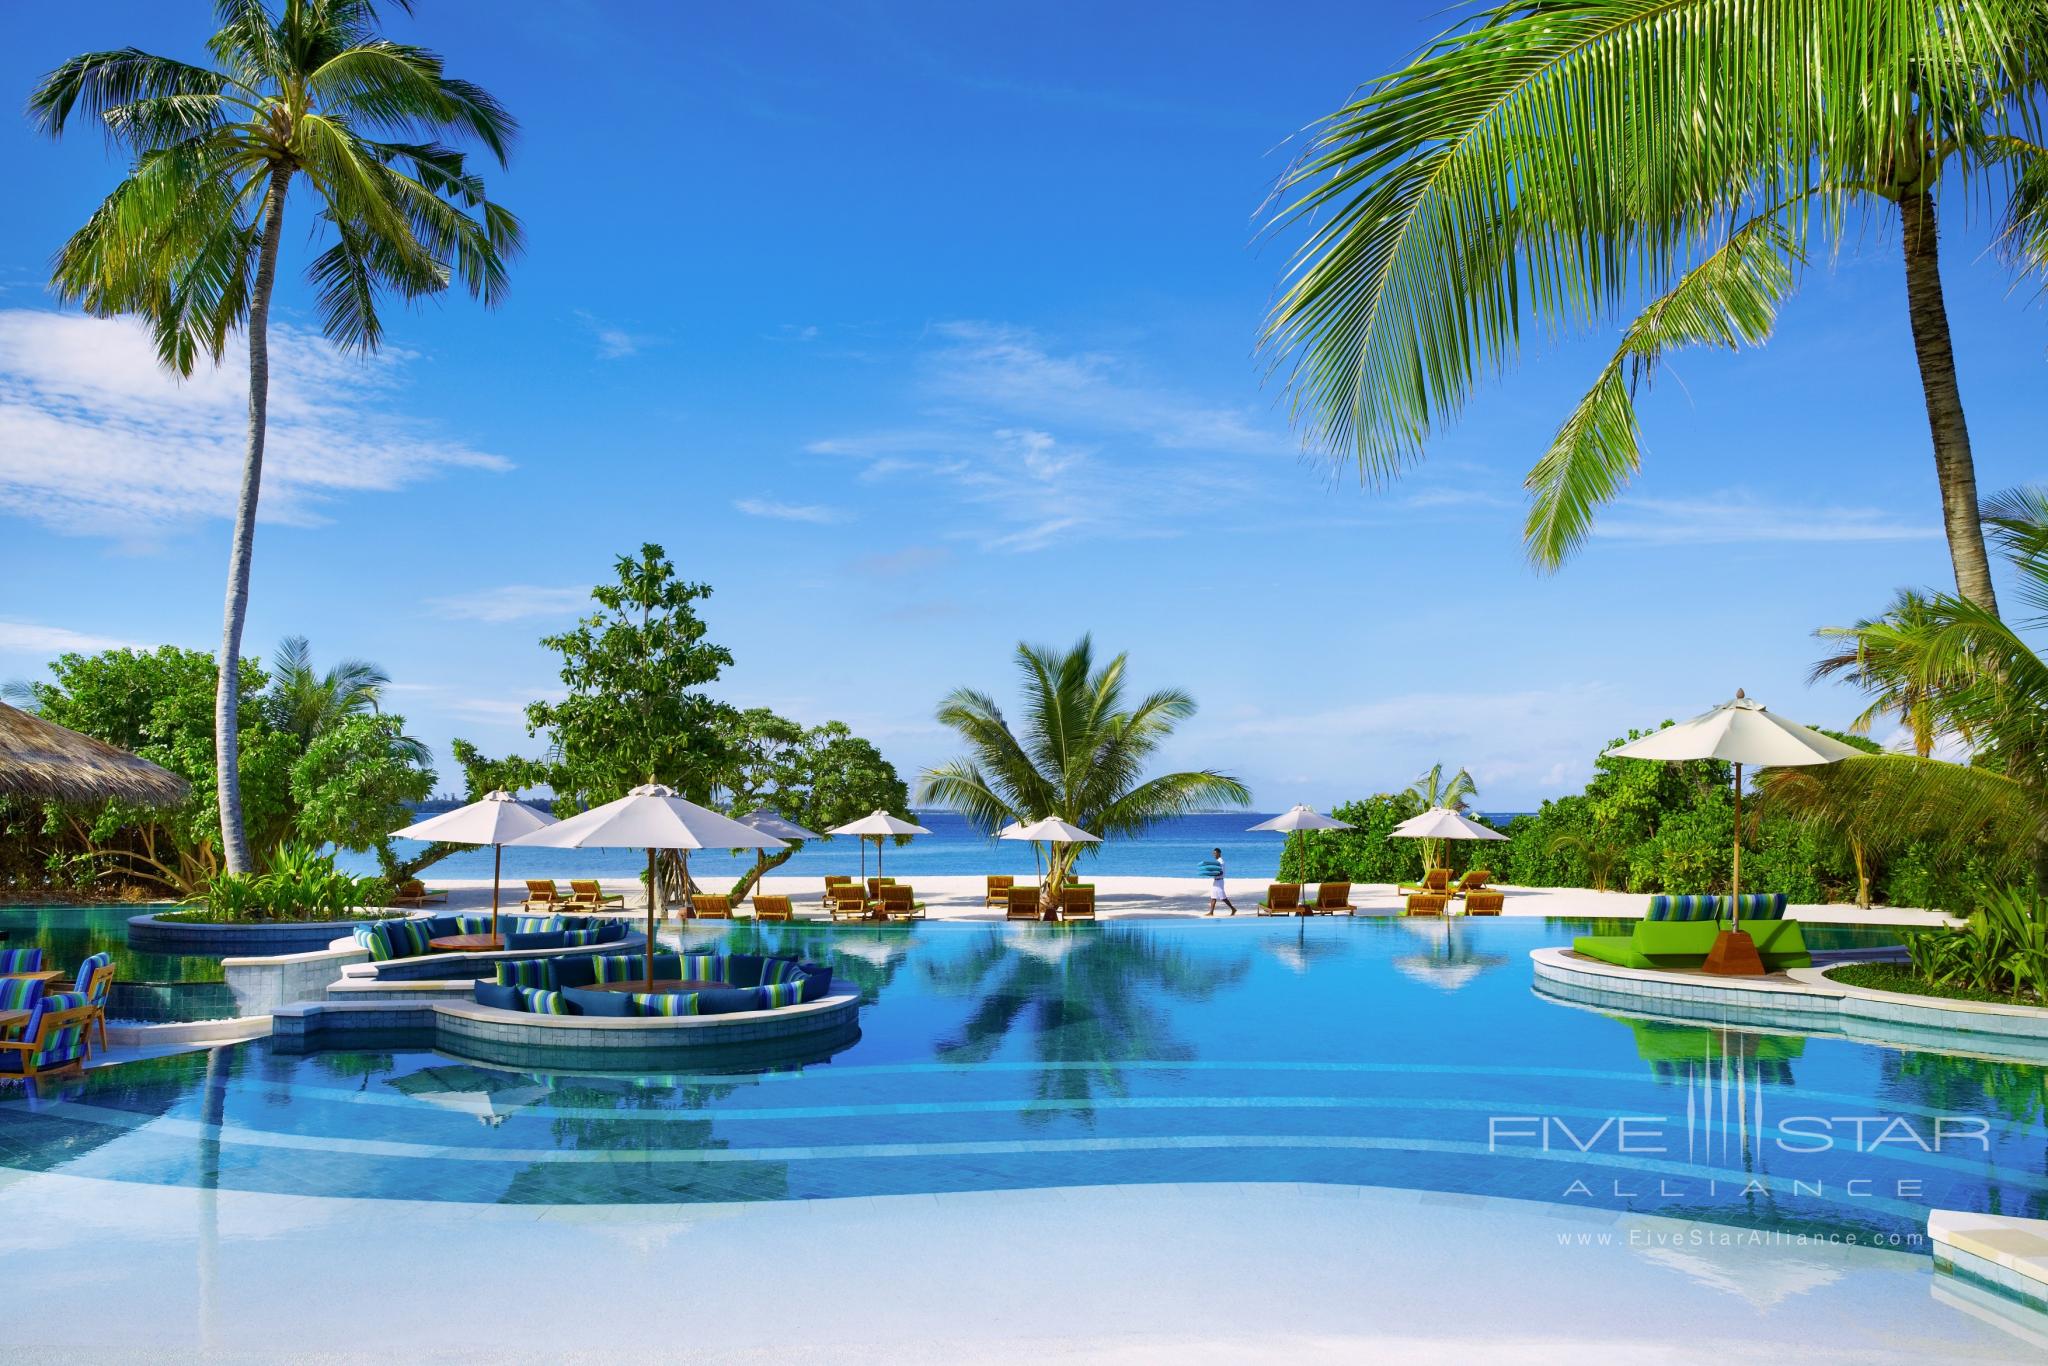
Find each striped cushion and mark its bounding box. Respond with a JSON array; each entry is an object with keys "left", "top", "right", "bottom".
[
  {"left": 510, "top": 915, "right": 565, "bottom": 935},
  {"left": 353, "top": 926, "right": 390, "bottom": 960},
  {"left": 591, "top": 954, "right": 648, "bottom": 984},
  {"left": 0, "top": 947, "right": 44, "bottom": 974},
  {"left": 1646, "top": 894, "right": 1718, "bottom": 922},
  {"left": 679, "top": 953, "right": 724, "bottom": 983},
  {"left": 1729, "top": 892, "right": 1789, "bottom": 920},
  {"left": 629, "top": 992, "right": 700, "bottom": 1017},
  {"left": 753, "top": 981, "right": 803, "bottom": 1009},
  {"left": 516, "top": 987, "right": 571, "bottom": 1015},
  {"left": 456, "top": 915, "right": 494, "bottom": 935},
  {"left": 560, "top": 928, "right": 603, "bottom": 947},
  {"left": 381, "top": 920, "right": 436, "bottom": 958},
  {"left": 494, "top": 960, "right": 560, "bottom": 990},
  {"left": 0, "top": 977, "right": 44, "bottom": 1012},
  {"left": 760, "top": 957, "right": 805, "bottom": 986},
  {"left": 71, "top": 952, "right": 113, "bottom": 1001}
]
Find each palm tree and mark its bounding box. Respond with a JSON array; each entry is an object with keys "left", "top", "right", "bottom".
[
  {"left": 919, "top": 636, "right": 1250, "bottom": 917},
  {"left": 1403, "top": 762, "right": 1476, "bottom": 872},
  {"left": 1812, "top": 591, "right": 1948, "bottom": 757},
  {"left": 1261, "top": 3, "right": 2048, "bottom": 613},
  {"left": 263, "top": 635, "right": 385, "bottom": 740},
  {"left": 31, "top": 0, "right": 521, "bottom": 873}
]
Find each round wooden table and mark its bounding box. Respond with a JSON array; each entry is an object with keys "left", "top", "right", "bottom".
[
  {"left": 428, "top": 933, "right": 504, "bottom": 952},
  {"left": 578, "top": 978, "right": 720, "bottom": 994}
]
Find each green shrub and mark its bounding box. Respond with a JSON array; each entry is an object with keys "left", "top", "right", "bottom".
[
  {"left": 179, "top": 843, "right": 389, "bottom": 923},
  {"left": 1900, "top": 886, "right": 2048, "bottom": 1002}
]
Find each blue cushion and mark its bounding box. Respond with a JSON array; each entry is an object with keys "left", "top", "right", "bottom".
[
  {"left": 0, "top": 977, "right": 45, "bottom": 1012},
  {"left": 554, "top": 956, "right": 599, "bottom": 989},
  {"left": 510, "top": 915, "right": 565, "bottom": 934},
  {"left": 753, "top": 981, "right": 804, "bottom": 1009},
  {"left": 723, "top": 954, "right": 766, "bottom": 988},
  {"left": 474, "top": 980, "right": 523, "bottom": 1011},
  {"left": 592, "top": 953, "right": 679, "bottom": 984},
  {"left": 1647, "top": 894, "right": 1719, "bottom": 922},
  {"left": 506, "top": 930, "right": 568, "bottom": 951},
  {"left": 593, "top": 921, "right": 627, "bottom": 943},
  {"left": 517, "top": 987, "right": 574, "bottom": 1015},
  {"left": 455, "top": 914, "right": 494, "bottom": 935},
  {"left": 629, "top": 992, "right": 700, "bottom": 1016},
  {"left": 760, "top": 957, "right": 806, "bottom": 986},
  {"left": 1729, "top": 892, "right": 1789, "bottom": 920},
  {"left": 0, "top": 948, "right": 44, "bottom": 974},
  {"left": 562, "top": 985, "right": 638, "bottom": 1017},
  {"left": 424, "top": 916, "right": 460, "bottom": 938},
  {"left": 494, "top": 960, "right": 560, "bottom": 990},
  {"left": 678, "top": 953, "right": 724, "bottom": 984},
  {"left": 797, "top": 967, "right": 832, "bottom": 1003},
  {"left": 71, "top": 952, "right": 113, "bottom": 1001},
  {"left": 559, "top": 915, "right": 592, "bottom": 931},
  {"left": 691, "top": 986, "right": 761, "bottom": 1015}
]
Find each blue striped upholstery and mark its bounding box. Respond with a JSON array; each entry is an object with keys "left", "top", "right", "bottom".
[
  {"left": 679, "top": 953, "right": 724, "bottom": 983},
  {"left": 71, "top": 952, "right": 113, "bottom": 1002},
  {"left": 1728, "top": 892, "right": 1789, "bottom": 920},
  {"left": 0, "top": 947, "right": 45, "bottom": 974},
  {"left": 591, "top": 954, "right": 646, "bottom": 983},
  {"left": 456, "top": 914, "right": 494, "bottom": 935},
  {"left": 494, "top": 960, "right": 560, "bottom": 990},
  {"left": 2, "top": 991, "right": 89, "bottom": 1073},
  {"left": 760, "top": 957, "right": 805, "bottom": 986},
  {"left": 629, "top": 992, "right": 700, "bottom": 1017},
  {"left": 0, "top": 977, "right": 45, "bottom": 1014},
  {"left": 352, "top": 925, "right": 390, "bottom": 960},
  {"left": 510, "top": 915, "right": 565, "bottom": 934},
  {"left": 1646, "top": 894, "right": 1719, "bottom": 922},
  {"left": 753, "top": 981, "right": 804, "bottom": 1009},
  {"left": 516, "top": 987, "right": 572, "bottom": 1015}
]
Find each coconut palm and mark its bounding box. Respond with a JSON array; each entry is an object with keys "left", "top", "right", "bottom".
[
  {"left": 1261, "top": 2, "right": 2048, "bottom": 613},
  {"left": 31, "top": 0, "right": 521, "bottom": 873},
  {"left": 1812, "top": 591, "right": 1949, "bottom": 757},
  {"left": 1403, "top": 762, "right": 1477, "bottom": 871},
  {"left": 263, "top": 635, "right": 387, "bottom": 739},
  {"left": 919, "top": 637, "right": 1250, "bottom": 917}
]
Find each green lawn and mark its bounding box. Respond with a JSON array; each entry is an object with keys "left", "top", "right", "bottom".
[{"left": 1827, "top": 962, "right": 2046, "bottom": 1009}]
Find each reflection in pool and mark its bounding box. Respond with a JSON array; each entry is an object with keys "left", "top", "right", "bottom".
[
  {"left": 0, "top": 903, "right": 235, "bottom": 1020},
  {"left": 1, "top": 917, "right": 2041, "bottom": 1240}
]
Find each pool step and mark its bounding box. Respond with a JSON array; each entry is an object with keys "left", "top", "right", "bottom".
[{"left": 1930, "top": 1209, "right": 2048, "bottom": 1323}]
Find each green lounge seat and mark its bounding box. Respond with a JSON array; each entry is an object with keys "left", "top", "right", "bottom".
[{"left": 1572, "top": 894, "right": 1810, "bottom": 971}]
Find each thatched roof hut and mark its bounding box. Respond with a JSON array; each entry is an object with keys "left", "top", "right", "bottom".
[{"left": 0, "top": 702, "right": 190, "bottom": 807}]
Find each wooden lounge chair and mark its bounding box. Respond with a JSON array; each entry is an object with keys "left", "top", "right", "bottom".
[
  {"left": 569, "top": 879, "right": 626, "bottom": 911},
  {"left": 390, "top": 879, "right": 448, "bottom": 907},
  {"left": 1309, "top": 881, "right": 1357, "bottom": 915},
  {"left": 66, "top": 953, "right": 114, "bottom": 1056},
  {"left": 1005, "top": 885, "right": 1042, "bottom": 921},
  {"left": 0, "top": 994, "right": 92, "bottom": 1080},
  {"left": 1256, "top": 883, "right": 1305, "bottom": 915},
  {"left": 1463, "top": 890, "right": 1505, "bottom": 916},
  {"left": 1399, "top": 868, "right": 1452, "bottom": 897},
  {"left": 877, "top": 884, "right": 926, "bottom": 920},
  {"left": 821, "top": 875, "right": 853, "bottom": 912},
  {"left": 691, "top": 894, "right": 733, "bottom": 920},
  {"left": 828, "top": 885, "right": 871, "bottom": 922},
  {"left": 522, "top": 879, "right": 568, "bottom": 912},
  {"left": 1405, "top": 892, "right": 1450, "bottom": 917},
  {"left": 753, "top": 894, "right": 795, "bottom": 923},
  {"left": 984, "top": 875, "right": 1015, "bottom": 908},
  {"left": 1059, "top": 885, "right": 1096, "bottom": 922},
  {"left": 865, "top": 877, "right": 896, "bottom": 898},
  {"left": 1454, "top": 869, "right": 1493, "bottom": 896}
]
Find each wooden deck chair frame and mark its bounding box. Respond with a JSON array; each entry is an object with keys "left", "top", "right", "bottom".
[{"left": 1257, "top": 883, "right": 1305, "bottom": 916}]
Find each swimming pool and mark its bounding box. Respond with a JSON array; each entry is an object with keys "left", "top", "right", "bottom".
[
  {"left": 0, "top": 902, "right": 236, "bottom": 1020},
  {"left": 1, "top": 917, "right": 2040, "bottom": 1243}
]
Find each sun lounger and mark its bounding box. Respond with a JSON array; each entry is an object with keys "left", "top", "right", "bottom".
[
  {"left": 1006, "top": 885, "right": 1042, "bottom": 921},
  {"left": 1454, "top": 869, "right": 1493, "bottom": 896},
  {"left": 828, "top": 885, "right": 871, "bottom": 922},
  {"left": 984, "top": 875, "right": 1015, "bottom": 908},
  {"left": 1059, "top": 885, "right": 1096, "bottom": 922},
  {"left": 1257, "top": 883, "right": 1305, "bottom": 915},
  {"left": 1308, "top": 881, "right": 1357, "bottom": 915},
  {"left": 691, "top": 894, "right": 733, "bottom": 920},
  {"left": 1405, "top": 892, "right": 1449, "bottom": 917},
  {"left": 569, "top": 879, "right": 626, "bottom": 911},
  {"left": 1463, "top": 890, "right": 1505, "bottom": 916},
  {"left": 865, "top": 877, "right": 897, "bottom": 898},
  {"left": 66, "top": 953, "right": 113, "bottom": 1056},
  {"left": 390, "top": 879, "right": 448, "bottom": 907},
  {"left": 822, "top": 875, "right": 853, "bottom": 912},
  {"left": 1572, "top": 894, "right": 1810, "bottom": 970},
  {"left": 877, "top": 884, "right": 926, "bottom": 921},
  {"left": 752, "top": 894, "right": 794, "bottom": 922},
  {"left": 522, "top": 879, "right": 568, "bottom": 912}
]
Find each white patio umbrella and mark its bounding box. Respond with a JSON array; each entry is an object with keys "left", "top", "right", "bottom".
[
  {"left": 737, "top": 809, "right": 822, "bottom": 898},
  {"left": 389, "top": 790, "right": 558, "bottom": 937},
  {"left": 1606, "top": 688, "right": 1860, "bottom": 912},
  {"left": 1248, "top": 805, "right": 1354, "bottom": 883},
  {"left": 1001, "top": 817, "right": 1103, "bottom": 917},
  {"left": 826, "top": 809, "right": 931, "bottom": 892},
  {"left": 1389, "top": 806, "right": 1507, "bottom": 878},
  {"left": 508, "top": 784, "right": 786, "bottom": 989}
]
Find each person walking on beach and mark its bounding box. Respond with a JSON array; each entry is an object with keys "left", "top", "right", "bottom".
[{"left": 1202, "top": 848, "right": 1237, "bottom": 916}]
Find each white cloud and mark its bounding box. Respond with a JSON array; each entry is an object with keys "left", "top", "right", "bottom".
[
  {"left": 574, "top": 310, "right": 664, "bottom": 360},
  {"left": 0, "top": 309, "right": 508, "bottom": 539},
  {"left": 734, "top": 497, "right": 848, "bottom": 524},
  {"left": 1591, "top": 495, "right": 1939, "bottom": 546},
  {"left": 0, "top": 620, "right": 144, "bottom": 656},
  {"left": 425, "top": 585, "right": 590, "bottom": 623}
]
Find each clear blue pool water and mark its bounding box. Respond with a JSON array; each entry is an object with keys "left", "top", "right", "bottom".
[
  {"left": 0, "top": 903, "right": 235, "bottom": 1020},
  {"left": 2, "top": 917, "right": 2041, "bottom": 1243}
]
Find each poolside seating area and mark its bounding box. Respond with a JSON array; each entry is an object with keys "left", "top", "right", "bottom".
[
  {"left": 1, "top": 948, "right": 115, "bottom": 1073},
  {"left": 1571, "top": 894, "right": 1811, "bottom": 971},
  {"left": 352, "top": 913, "right": 629, "bottom": 962},
  {"left": 474, "top": 951, "right": 834, "bottom": 1018},
  {"left": 1256, "top": 882, "right": 1361, "bottom": 916}
]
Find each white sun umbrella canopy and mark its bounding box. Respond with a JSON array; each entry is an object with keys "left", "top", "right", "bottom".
[
  {"left": 1248, "top": 805, "right": 1354, "bottom": 883},
  {"left": 389, "top": 790, "right": 558, "bottom": 936},
  {"left": 737, "top": 809, "right": 823, "bottom": 895},
  {"left": 1389, "top": 806, "right": 1506, "bottom": 882},
  {"left": 508, "top": 784, "right": 786, "bottom": 988},
  {"left": 1606, "top": 689, "right": 1861, "bottom": 912},
  {"left": 826, "top": 809, "right": 931, "bottom": 889},
  {"left": 1012, "top": 817, "right": 1101, "bottom": 844}
]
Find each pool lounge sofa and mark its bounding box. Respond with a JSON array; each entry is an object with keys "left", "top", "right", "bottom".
[
  {"left": 1571, "top": 894, "right": 1810, "bottom": 972},
  {"left": 474, "top": 951, "right": 834, "bottom": 1018},
  {"left": 354, "top": 913, "right": 629, "bottom": 963}
]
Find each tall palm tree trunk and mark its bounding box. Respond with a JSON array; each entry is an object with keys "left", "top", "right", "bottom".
[
  {"left": 216, "top": 166, "right": 292, "bottom": 874},
  {"left": 1899, "top": 189, "right": 2000, "bottom": 616}
]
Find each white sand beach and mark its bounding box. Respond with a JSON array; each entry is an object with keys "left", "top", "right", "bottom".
[{"left": 424, "top": 873, "right": 1961, "bottom": 927}]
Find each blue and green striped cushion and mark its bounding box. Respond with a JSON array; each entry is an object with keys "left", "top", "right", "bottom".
[
  {"left": 516, "top": 987, "right": 572, "bottom": 1015},
  {"left": 378, "top": 920, "right": 436, "bottom": 958},
  {"left": 353, "top": 926, "right": 390, "bottom": 960},
  {"left": 1728, "top": 892, "right": 1788, "bottom": 920},
  {"left": 71, "top": 952, "right": 113, "bottom": 1001},
  {"left": 591, "top": 954, "right": 648, "bottom": 983},
  {"left": 1646, "top": 894, "right": 1719, "bottom": 922},
  {"left": 760, "top": 957, "right": 805, "bottom": 986},
  {"left": 0, "top": 977, "right": 44, "bottom": 1012},
  {"left": 456, "top": 914, "right": 494, "bottom": 935},
  {"left": 679, "top": 953, "right": 724, "bottom": 983},
  {"left": 629, "top": 992, "right": 700, "bottom": 1017},
  {"left": 0, "top": 947, "right": 45, "bottom": 974},
  {"left": 495, "top": 960, "right": 559, "bottom": 990},
  {"left": 753, "top": 981, "right": 804, "bottom": 1009},
  {"left": 510, "top": 915, "right": 565, "bottom": 935}
]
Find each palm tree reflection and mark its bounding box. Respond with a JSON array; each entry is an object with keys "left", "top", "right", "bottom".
[{"left": 921, "top": 926, "right": 1248, "bottom": 1122}]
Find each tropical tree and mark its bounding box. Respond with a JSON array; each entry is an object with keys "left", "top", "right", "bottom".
[
  {"left": 919, "top": 637, "right": 1250, "bottom": 917},
  {"left": 708, "top": 710, "right": 910, "bottom": 901},
  {"left": 264, "top": 635, "right": 387, "bottom": 741},
  {"left": 1812, "top": 592, "right": 1949, "bottom": 757},
  {"left": 1261, "top": 2, "right": 2048, "bottom": 612},
  {"left": 31, "top": 0, "right": 521, "bottom": 873},
  {"left": 1403, "top": 762, "right": 1477, "bottom": 873}
]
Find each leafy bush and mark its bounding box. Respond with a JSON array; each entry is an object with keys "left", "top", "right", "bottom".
[
  {"left": 174, "top": 843, "right": 390, "bottom": 923},
  {"left": 1279, "top": 792, "right": 1427, "bottom": 883},
  {"left": 1900, "top": 887, "right": 2048, "bottom": 1003}
]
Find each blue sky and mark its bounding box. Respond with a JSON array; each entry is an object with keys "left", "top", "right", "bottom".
[{"left": 0, "top": 2, "right": 2040, "bottom": 810}]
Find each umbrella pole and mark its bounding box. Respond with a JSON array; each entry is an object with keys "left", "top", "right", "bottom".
[
  {"left": 1731, "top": 761, "right": 1743, "bottom": 922},
  {"left": 490, "top": 844, "right": 501, "bottom": 939},
  {"left": 681, "top": 848, "right": 693, "bottom": 920},
  {"left": 646, "top": 846, "right": 659, "bottom": 991}
]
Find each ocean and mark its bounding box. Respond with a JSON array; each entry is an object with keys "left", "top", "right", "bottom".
[{"left": 340, "top": 809, "right": 1529, "bottom": 883}]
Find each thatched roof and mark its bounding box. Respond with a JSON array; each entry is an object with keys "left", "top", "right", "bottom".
[{"left": 0, "top": 702, "right": 191, "bottom": 807}]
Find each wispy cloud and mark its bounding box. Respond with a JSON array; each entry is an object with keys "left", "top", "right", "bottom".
[
  {"left": 850, "top": 546, "right": 951, "bottom": 577},
  {"left": 574, "top": 310, "right": 665, "bottom": 360},
  {"left": 1591, "top": 495, "right": 1939, "bottom": 546},
  {"left": 734, "top": 497, "right": 848, "bottom": 524},
  {"left": 0, "top": 620, "right": 145, "bottom": 656},
  {"left": 0, "top": 309, "right": 507, "bottom": 540},
  {"left": 425, "top": 585, "right": 590, "bottom": 624}
]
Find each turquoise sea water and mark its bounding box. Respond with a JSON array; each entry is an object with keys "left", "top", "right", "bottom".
[
  {"left": 342, "top": 809, "right": 1518, "bottom": 882},
  {"left": 3, "top": 916, "right": 2040, "bottom": 1245}
]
